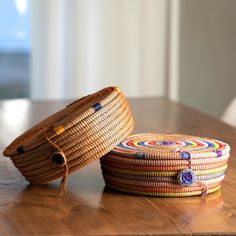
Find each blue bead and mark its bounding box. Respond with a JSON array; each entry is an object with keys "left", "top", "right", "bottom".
[
  {"left": 92, "top": 102, "right": 102, "bottom": 112},
  {"left": 16, "top": 146, "right": 24, "bottom": 154},
  {"left": 181, "top": 151, "right": 191, "bottom": 160},
  {"left": 136, "top": 152, "right": 145, "bottom": 159},
  {"left": 52, "top": 153, "right": 65, "bottom": 165}
]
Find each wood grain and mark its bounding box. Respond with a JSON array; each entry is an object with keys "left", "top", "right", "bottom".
[{"left": 0, "top": 98, "right": 236, "bottom": 235}]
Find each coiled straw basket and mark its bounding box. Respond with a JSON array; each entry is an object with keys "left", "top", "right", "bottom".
[
  {"left": 100, "top": 133, "right": 230, "bottom": 197},
  {"left": 3, "top": 87, "right": 134, "bottom": 195}
]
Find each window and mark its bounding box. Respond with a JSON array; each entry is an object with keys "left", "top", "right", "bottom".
[{"left": 0, "top": 0, "right": 31, "bottom": 99}]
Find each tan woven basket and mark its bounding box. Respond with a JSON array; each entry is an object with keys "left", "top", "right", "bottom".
[{"left": 3, "top": 87, "right": 134, "bottom": 195}]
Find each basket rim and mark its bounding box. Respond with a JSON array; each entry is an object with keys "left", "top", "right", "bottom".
[{"left": 3, "top": 86, "right": 120, "bottom": 157}]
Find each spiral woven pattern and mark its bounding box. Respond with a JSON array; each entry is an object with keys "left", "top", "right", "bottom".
[
  {"left": 100, "top": 133, "right": 230, "bottom": 197},
  {"left": 3, "top": 87, "right": 134, "bottom": 195}
]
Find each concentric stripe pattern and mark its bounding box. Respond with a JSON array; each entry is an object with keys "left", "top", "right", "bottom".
[{"left": 100, "top": 133, "right": 230, "bottom": 197}]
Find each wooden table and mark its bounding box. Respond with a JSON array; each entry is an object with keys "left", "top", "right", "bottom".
[{"left": 0, "top": 98, "right": 236, "bottom": 235}]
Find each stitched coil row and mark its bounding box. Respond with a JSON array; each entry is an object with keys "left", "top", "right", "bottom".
[{"left": 100, "top": 133, "right": 230, "bottom": 197}]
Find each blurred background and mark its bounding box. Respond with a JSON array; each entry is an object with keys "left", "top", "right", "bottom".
[{"left": 0, "top": 0, "right": 236, "bottom": 125}]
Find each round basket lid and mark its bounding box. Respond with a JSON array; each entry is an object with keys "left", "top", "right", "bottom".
[{"left": 109, "top": 133, "right": 230, "bottom": 159}]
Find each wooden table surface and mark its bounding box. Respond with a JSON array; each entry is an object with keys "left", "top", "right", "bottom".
[{"left": 0, "top": 98, "right": 236, "bottom": 236}]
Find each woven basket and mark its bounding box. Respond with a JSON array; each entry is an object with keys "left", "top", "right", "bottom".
[
  {"left": 3, "top": 87, "right": 134, "bottom": 195},
  {"left": 100, "top": 133, "right": 230, "bottom": 197}
]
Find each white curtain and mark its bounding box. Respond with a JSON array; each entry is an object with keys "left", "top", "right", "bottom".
[{"left": 31, "top": 0, "right": 177, "bottom": 100}]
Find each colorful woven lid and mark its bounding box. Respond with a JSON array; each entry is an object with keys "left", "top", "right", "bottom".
[
  {"left": 3, "top": 87, "right": 134, "bottom": 195},
  {"left": 100, "top": 133, "right": 230, "bottom": 197}
]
